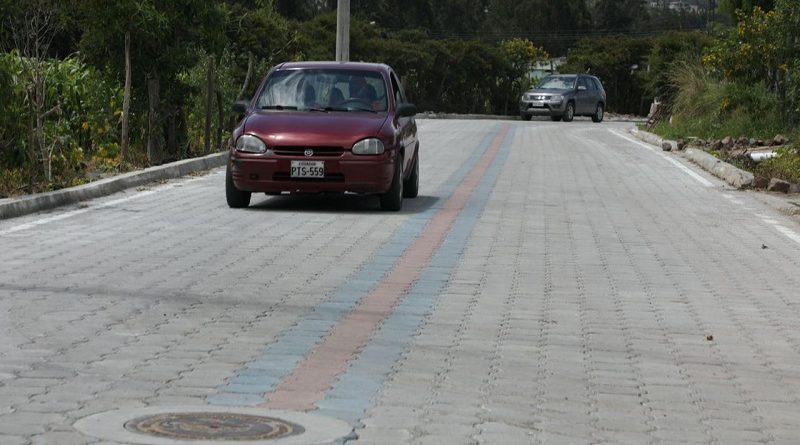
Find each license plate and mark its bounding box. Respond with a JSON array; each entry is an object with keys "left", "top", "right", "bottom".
[
  {"left": 290, "top": 160, "right": 325, "bottom": 178},
  {"left": 530, "top": 101, "right": 544, "bottom": 108}
]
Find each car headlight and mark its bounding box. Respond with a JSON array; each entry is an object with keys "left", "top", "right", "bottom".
[
  {"left": 550, "top": 95, "right": 564, "bottom": 102},
  {"left": 352, "top": 138, "right": 385, "bottom": 155},
  {"left": 236, "top": 134, "right": 267, "bottom": 153}
]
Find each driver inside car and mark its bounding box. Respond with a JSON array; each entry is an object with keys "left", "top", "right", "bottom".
[{"left": 348, "top": 77, "right": 377, "bottom": 104}]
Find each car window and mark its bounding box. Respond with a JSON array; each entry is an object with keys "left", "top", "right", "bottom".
[
  {"left": 592, "top": 78, "right": 603, "bottom": 91},
  {"left": 585, "top": 77, "right": 597, "bottom": 91},
  {"left": 537, "top": 76, "right": 576, "bottom": 90},
  {"left": 390, "top": 72, "right": 406, "bottom": 105},
  {"left": 577, "top": 77, "right": 589, "bottom": 90},
  {"left": 256, "top": 68, "right": 388, "bottom": 112}
]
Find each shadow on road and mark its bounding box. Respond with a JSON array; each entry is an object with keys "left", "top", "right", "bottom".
[{"left": 245, "top": 193, "right": 441, "bottom": 215}]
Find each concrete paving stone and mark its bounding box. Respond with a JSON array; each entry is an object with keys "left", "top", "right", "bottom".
[
  {"left": 0, "top": 435, "right": 27, "bottom": 445},
  {"left": 532, "top": 431, "right": 593, "bottom": 445},
  {"left": 9, "top": 378, "right": 63, "bottom": 389},
  {"left": 593, "top": 416, "right": 651, "bottom": 433},
  {"left": 144, "top": 395, "right": 207, "bottom": 406},
  {"left": 355, "top": 427, "right": 413, "bottom": 444},
  {"left": 650, "top": 428, "right": 713, "bottom": 444},
  {"left": 593, "top": 430, "right": 660, "bottom": 445},
  {"left": 30, "top": 431, "right": 90, "bottom": 445},
  {"left": 413, "top": 433, "right": 474, "bottom": 445},
  {"left": 0, "top": 412, "right": 66, "bottom": 435},
  {"left": 16, "top": 400, "right": 82, "bottom": 413},
  {"left": 417, "top": 422, "right": 475, "bottom": 438}
]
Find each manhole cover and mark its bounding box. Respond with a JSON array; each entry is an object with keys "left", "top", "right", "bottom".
[
  {"left": 75, "top": 406, "right": 353, "bottom": 445},
  {"left": 125, "top": 412, "right": 304, "bottom": 441}
]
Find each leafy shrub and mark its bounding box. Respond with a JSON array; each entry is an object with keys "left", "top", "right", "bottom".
[
  {"left": 755, "top": 147, "right": 800, "bottom": 184},
  {"left": 645, "top": 31, "right": 713, "bottom": 107}
]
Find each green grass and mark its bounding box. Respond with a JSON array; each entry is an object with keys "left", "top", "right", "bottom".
[{"left": 649, "top": 61, "right": 800, "bottom": 185}]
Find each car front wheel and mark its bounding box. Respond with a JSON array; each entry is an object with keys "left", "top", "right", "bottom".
[
  {"left": 403, "top": 149, "right": 419, "bottom": 199},
  {"left": 380, "top": 158, "right": 404, "bottom": 211},
  {"left": 563, "top": 102, "right": 575, "bottom": 122},
  {"left": 226, "top": 163, "right": 251, "bottom": 208},
  {"left": 592, "top": 103, "right": 605, "bottom": 123}
]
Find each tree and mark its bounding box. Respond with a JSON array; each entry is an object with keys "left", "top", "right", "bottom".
[
  {"left": 6, "top": 0, "right": 60, "bottom": 184},
  {"left": 562, "top": 35, "right": 653, "bottom": 114},
  {"left": 719, "top": 0, "right": 775, "bottom": 19},
  {"left": 591, "top": 0, "right": 648, "bottom": 31},
  {"left": 500, "top": 38, "right": 549, "bottom": 114}
]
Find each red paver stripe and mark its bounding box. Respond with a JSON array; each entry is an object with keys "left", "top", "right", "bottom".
[{"left": 263, "top": 125, "right": 510, "bottom": 411}]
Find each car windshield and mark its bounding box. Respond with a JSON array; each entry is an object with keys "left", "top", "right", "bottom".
[
  {"left": 256, "top": 68, "right": 389, "bottom": 112},
  {"left": 536, "top": 76, "right": 576, "bottom": 90}
]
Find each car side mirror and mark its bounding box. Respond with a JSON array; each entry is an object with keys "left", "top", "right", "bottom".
[
  {"left": 232, "top": 100, "right": 249, "bottom": 114},
  {"left": 396, "top": 103, "right": 417, "bottom": 118},
  {"left": 577, "top": 85, "right": 587, "bottom": 92}
]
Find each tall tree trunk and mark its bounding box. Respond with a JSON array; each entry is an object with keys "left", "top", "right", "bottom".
[
  {"left": 216, "top": 89, "right": 224, "bottom": 151},
  {"left": 147, "top": 76, "right": 162, "bottom": 165},
  {"left": 177, "top": 107, "right": 188, "bottom": 159},
  {"left": 166, "top": 109, "right": 177, "bottom": 160},
  {"left": 120, "top": 31, "right": 131, "bottom": 163},
  {"left": 27, "top": 93, "right": 36, "bottom": 193},
  {"left": 204, "top": 55, "right": 215, "bottom": 156},
  {"left": 34, "top": 75, "right": 51, "bottom": 182},
  {"left": 236, "top": 52, "right": 254, "bottom": 100}
]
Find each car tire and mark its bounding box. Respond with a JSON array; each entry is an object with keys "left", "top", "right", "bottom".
[
  {"left": 521, "top": 114, "right": 532, "bottom": 121},
  {"left": 380, "top": 157, "right": 404, "bottom": 211},
  {"left": 226, "top": 163, "right": 251, "bottom": 208},
  {"left": 563, "top": 102, "right": 575, "bottom": 122},
  {"left": 550, "top": 115, "right": 562, "bottom": 122},
  {"left": 403, "top": 149, "right": 419, "bottom": 199},
  {"left": 592, "top": 103, "right": 605, "bottom": 123}
]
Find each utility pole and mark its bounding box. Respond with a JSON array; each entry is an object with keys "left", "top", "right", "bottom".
[{"left": 336, "top": 0, "right": 350, "bottom": 62}]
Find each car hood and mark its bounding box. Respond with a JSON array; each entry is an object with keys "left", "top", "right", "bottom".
[
  {"left": 525, "top": 88, "right": 572, "bottom": 95},
  {"left": 243, "top": 111, "right": 389, "bottom": 147}
]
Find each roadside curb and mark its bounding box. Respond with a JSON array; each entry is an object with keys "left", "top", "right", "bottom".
[
  {"left": 630, "top": 128, "right": 754, "bottom": 189},
  {"left": 0, "top": 151, "right": 228, "bottom": 220}
]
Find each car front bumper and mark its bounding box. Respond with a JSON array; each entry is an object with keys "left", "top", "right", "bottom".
[
  {"left": 229, "top": 150, "right": 395, "bottom": 194},
  {"left": 519, "top": 100, "right": 566, "bottom": 116}
]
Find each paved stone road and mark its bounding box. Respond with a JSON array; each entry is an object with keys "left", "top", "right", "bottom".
[{"left": 1, "top": 119, "right": 800, "bottom": 445}]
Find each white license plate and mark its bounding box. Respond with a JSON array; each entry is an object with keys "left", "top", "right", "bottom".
[
  {"left": 530, "top": 101, "right": 544, "bottom": 107},
  {"left": 290, "top": 160, "right": 325, "bottom": 178}
]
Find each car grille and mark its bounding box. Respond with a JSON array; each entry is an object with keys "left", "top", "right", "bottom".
[
  {"left": 273, "top": 146, "right": 344, "bottom": 157},
  {"left": 272, "top": 172, "right": 345, "bottom": 182}
]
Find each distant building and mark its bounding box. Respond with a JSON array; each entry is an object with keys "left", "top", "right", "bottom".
[
  {"left": 647, "top": 0, "right": 704, "bottom": 13},
  {"left": 528, "top": 57, "right": 567, "bottom": 81}
]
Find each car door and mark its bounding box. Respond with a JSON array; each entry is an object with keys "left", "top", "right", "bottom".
[
  {"left": 575, "top": 76, "right": 592, "bottom": 115},
  {"left": 390, "top": 71, "right": 417, "bottom": 172}
]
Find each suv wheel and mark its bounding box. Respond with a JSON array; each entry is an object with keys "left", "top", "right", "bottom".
[
  {"left": 592, "top": 103, "right": 605, "bottom": 123},
  {"left": 563, "top": 102, "right": 575, "bottom": 122}
]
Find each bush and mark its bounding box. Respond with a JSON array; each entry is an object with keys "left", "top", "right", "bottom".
[
  {"left": 755, "top": 147, "right": 800, "bottom": 184},
  {"left": 645, "top": 31, "right": 713, "bottom": 107},
  {"left": 0, "top": 52, "right": 122, "bottom": 194}
]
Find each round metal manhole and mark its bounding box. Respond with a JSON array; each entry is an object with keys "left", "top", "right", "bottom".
[
  {"left": 124, "top": 412, "right": 305, "bottom": 441},
  {"left": 75, "top": 406, "right": 353, "bottom": 445}
]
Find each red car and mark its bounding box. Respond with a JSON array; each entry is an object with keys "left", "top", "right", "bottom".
[{"left": 226, "top": 61, "right": 419, "bottom": 211}]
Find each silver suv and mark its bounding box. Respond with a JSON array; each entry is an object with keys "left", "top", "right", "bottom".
[{"left": 519, "top": 74, "right": 606, "bottom": 122}]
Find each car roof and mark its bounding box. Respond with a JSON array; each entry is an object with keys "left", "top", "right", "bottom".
[{"left": 276, "top": 61, "right": 392, "bottom": 75}]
